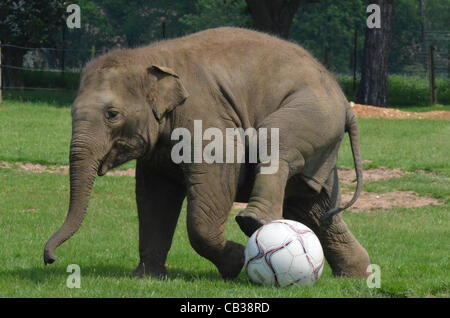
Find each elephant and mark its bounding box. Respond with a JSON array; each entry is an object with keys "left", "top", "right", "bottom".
[{"left": 44, "top": 27, "right": 370, "bottom": 280}]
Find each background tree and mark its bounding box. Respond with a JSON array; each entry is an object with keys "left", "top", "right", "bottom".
[
  {"left": 357, "top": 0, "right": 395, "bottom": 107},
  {"left": 0, "top": 0, "right": 65, "bottom": 87},
  {"left": 245, "top": 0, "right": 320, "bottom": 38},
  {"left": 291, "top": 0, "right": 366, "bottom": 73},
  {"left": 180, "top": 0, "right": 250, "bottom": 33}
]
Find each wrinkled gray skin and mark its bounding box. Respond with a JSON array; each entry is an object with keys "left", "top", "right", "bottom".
[{"left": 44, "top": 27, "right": 370, "bottom": 279}]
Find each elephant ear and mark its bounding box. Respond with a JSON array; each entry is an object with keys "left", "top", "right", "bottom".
[{"left": 147, "top": 65, "right": 189, "bottom": 121}]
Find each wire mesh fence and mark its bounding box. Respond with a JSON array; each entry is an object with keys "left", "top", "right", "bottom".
[
  {"left": 389, "top": 30, "right": 449, "bottom": 78},
  {"left": 0, "top": 42, "right": 108, "bottom": 92},
  {"left": 0, "top": 29, "right": 448, "bottom": 106}
]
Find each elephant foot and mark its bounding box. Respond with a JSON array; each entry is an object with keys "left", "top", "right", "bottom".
[
  {"left": 320, "top": 220, "right": 371, "bottom": 279},
  {"left": 216, "top": 241, "right": 245, "bottom": 280},
  {"left": 130, "top": 262, "right": 168, "bottom": 279},
  {"left": 325, "top": 241, "right": 371, "bottom": 279},
  {"left": 235, "top": 210, "right": 267, "bottom": 237}
]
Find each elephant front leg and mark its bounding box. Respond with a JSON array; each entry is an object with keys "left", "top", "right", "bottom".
[
  {"left": 131, "top": 161, "right": 186, "bottom": 279},
  {"left": 185, "top": 165, "right": 245, "bottom": 280}
]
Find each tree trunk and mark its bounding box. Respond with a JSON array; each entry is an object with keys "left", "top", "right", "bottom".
[
  {"left": 357, "top": 0, "right": 394, "bottom": 108},
  {"left": 245, "top": 0, "right": 318, "bottom": 38}
]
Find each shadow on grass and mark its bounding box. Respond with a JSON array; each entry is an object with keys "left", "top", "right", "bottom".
[
  {"left": 167, "top": 267, "right": 249, "bottom": 286},
  {"left": 0, "top": 264, "right": 130, "bottom": 284},
  {"left": 0, "top": 263, "right": 248, "bottom": 285}
]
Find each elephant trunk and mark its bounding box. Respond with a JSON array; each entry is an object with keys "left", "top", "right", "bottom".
[{"left": 44, "top": 137, "right": 101, "bottom": 265}]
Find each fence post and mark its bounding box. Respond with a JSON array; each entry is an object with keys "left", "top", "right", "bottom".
[
  {"left": 323, "top": 45, "right": 328, "bottom": 69},
  {"left": 61, "top": 26, "right": 65, "bottom": 74},
  {"left": 352, "top": 27, "right": 358, "bottom": 92},
  {"left": 91, "top": 45, "right": 96, "bottom": 60},
  {"left": 162, "top": 18, "right": 166, "bottom": 39},
  {"left": 428, "top": 45, "right": 437, "bottom": 105},
  {"left": 0, "top": 40, "right": 2, "bottom": 106}
]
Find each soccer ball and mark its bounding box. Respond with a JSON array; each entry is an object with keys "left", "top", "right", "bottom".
[{"left": 244, "top": 219, "right": 324, "bottom": 287}]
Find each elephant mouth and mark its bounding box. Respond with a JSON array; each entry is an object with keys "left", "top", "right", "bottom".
[
  {"left": 97, "top": 144, "right": 120, "bottom": 177},
  {"left": 98, "top": 137, "right": 148, "bottom": 176},
  {"left": 97, "top": 159, "right": 109, "bottom": 176}
]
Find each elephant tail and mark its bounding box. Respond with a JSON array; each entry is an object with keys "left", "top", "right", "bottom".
[{"left": 321, "top": 104, "right": 363, "bottom": 221}]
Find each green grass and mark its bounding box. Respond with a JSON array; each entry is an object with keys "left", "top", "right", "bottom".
[
  {"left": 0, "top": 99, "right": 135, "bottom": 169},
  {"left": 0, "top": 94, "right": 449, "bottom": 297},
  {"left": 0, "top": 167, "right": 448, "bottom": 297},
  {"left": 0, "top": 101, "right": 72, "bottom": 165},
  {"left": 338, "top": 119, "right": 450, "bottom": 177}
]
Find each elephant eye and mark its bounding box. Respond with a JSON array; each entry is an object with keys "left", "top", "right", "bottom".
[{"left": 106, "top": 110, "right": 119, "bottom": 121}]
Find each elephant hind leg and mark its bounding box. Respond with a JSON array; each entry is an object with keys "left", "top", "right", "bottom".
[
  {"left": 283, "top": 168, "right": 370, "bottom": 279},
  {"left": 235, "top": 160, "right": 292, "bottom": 237},
  {"left": 236, "top": 104, "right": 309, "bottom": 237}
]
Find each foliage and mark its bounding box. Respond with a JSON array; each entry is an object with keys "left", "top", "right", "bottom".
[
  {"left": 291, "top": 0, "right": 366, "bottom": 73},
  {"left": 179, "top": 0, "right": 251, "bottom": 33},
  {"left": 290, "top": 0, "right": 449, "bottom": 76},
  {"left": 0, "top": 0, "right": 65, "bottom": 46},
  {"left": 22, "top": 70, "right": 80, "bottom": 90}
]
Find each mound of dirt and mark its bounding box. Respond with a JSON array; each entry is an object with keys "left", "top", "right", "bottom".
[{"left": 351, "top": 102, "right": 450, "bottom": 121}]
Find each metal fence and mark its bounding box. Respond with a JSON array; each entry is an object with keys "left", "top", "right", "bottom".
[{"left": 0, "top": 29, "right": 448, "bottom": 103}]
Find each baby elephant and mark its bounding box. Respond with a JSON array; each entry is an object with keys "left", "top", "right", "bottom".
[{"left": 44, "top": 27, "right": 370, "bottom": 280}]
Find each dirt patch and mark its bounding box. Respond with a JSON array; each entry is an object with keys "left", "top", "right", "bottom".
[
  {"left": 2, "top": 161, "right": 134, "bottom": 177},
  {"left": 21, "top": 208, "right": 38, "bottom": 213},
  {"left": 233, "top": 190, "right": 442, "bottom": 212},
  {"left": 0, "top": 162, "right": 12, "bottom": 169},
  {"left": 2, "top": 161, "right": 442, "bottom": 212},
  {"left": 342, "top": 191, "right": 442, "bottom": 212},
  {"left": 232, "top": 167, "right": 441, "bottom": 212},
  {"left": 351, "top": 102, "right": 450, "bottom": 121},
  {"left": 105, "top": 169, "right": 135, "bottom": 177},
  {"left": 19, "top": 163, "right": 68, "bottom": 175},
  {"left": 338, "top": 167, "right": 406, "bottom": 186},
  {"left": 232, "top": 202, "right": 248, "bottom": 210}
]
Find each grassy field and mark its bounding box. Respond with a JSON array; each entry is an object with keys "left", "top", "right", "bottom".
[{"left": 0, "top": 97, "right": 449, "bottom": 298}]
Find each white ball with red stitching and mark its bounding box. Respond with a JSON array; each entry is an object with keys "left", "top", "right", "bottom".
[{"left": 244, "top": 219, "right": 324, "bottom": 287}]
